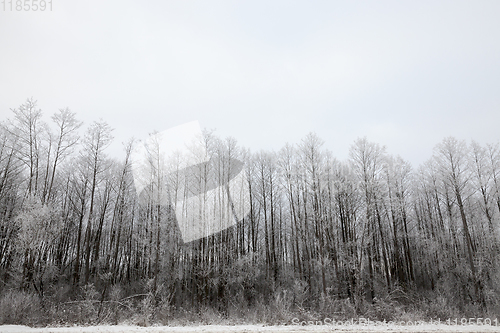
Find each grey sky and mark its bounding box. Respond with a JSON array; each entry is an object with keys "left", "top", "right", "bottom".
[{"left": 1, "top": 0, "right": 499, "bottom": 166}]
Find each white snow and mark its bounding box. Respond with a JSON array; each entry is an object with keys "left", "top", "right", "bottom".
[{"left": 1, "top": 324, "right": 500, "bottom": 333}]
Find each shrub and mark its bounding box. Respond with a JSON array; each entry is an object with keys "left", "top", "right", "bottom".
[{"left": 0, "top": 290, "right": 42, "bottom": 326}]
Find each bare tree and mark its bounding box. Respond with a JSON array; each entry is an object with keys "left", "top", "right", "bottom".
[
  {"left": 350, "top": 137, "right": 389, "bottom": 300},
  {"left": 44, "top": 108, "right": 82, "bottom": 203},
  {"left": 8, "top": 98, "right": 44, "bottom": 197},
  {"left": 434, "top": 137, "right": 485, "bottom": 307},
  {"left": 81, "top": 120, "right": 114, "bottom": 285}
]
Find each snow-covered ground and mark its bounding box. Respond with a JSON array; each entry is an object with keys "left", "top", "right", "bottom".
[{"left": 1, "top": 324, "right": 500, "bottom": 333}]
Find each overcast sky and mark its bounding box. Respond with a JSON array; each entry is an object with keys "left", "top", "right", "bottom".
[{"left": 1, "top": 1, "right": 499, "bottom": 166}]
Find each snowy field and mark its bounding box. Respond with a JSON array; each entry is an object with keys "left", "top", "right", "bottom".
[{"left": 1, "top": 324, "right": 500, "bottom": 333}]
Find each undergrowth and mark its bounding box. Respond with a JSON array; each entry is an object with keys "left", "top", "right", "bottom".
[{"left": 0, "top": 281, "right": 498, "bottom": 327}]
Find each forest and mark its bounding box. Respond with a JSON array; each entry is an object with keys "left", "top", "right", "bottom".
[{"left": 0, "top": 98, "right": 499, "bottom": 326}]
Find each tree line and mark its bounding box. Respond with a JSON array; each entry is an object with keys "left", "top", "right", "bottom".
[{"left": 0, "top": 98, "right": 499, "bottom": 324}]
